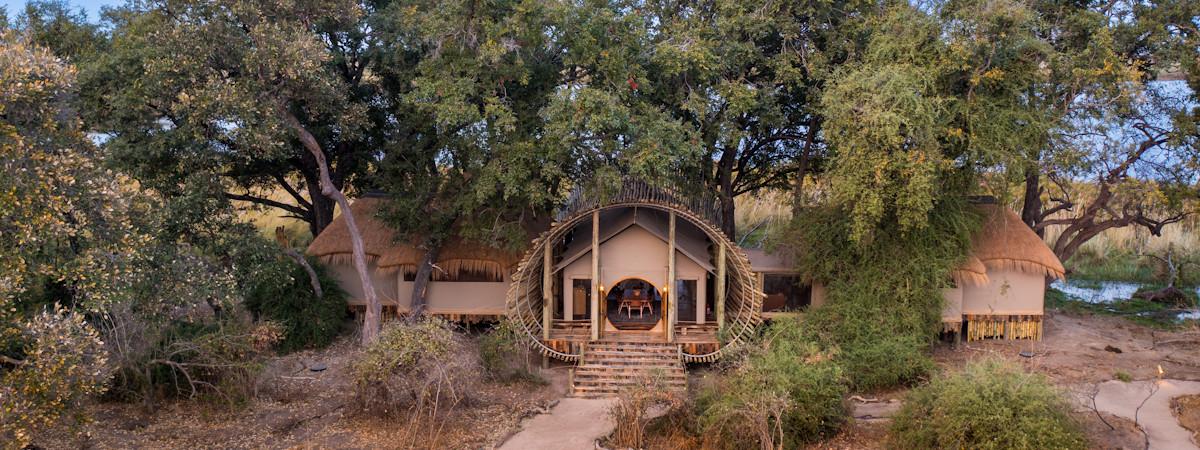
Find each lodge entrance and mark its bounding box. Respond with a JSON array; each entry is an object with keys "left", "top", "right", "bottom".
[{"left": 605, "top": 278, "right": 662, "bottom": 331}]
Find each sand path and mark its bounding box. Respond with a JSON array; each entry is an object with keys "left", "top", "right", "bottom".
[
  {"left": 497, "top": 397, "right": 617, "bottom": 450},
  {"left": 1091, "top": 379, "right": 1200, "bottom": 450}
]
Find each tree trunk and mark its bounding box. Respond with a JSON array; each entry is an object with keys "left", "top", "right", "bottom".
[
  {"left": 717, "top": 148, "right": 736, "bottom": 239},
  {"left": 792, "top": 148, "right": 810, "bottom": 218},
  {"left": 793, "top": 119, "right": 818, "bottom": 218},
  {"left": 303, "top": 173, "right": 337, "bottom": 237},
  {"left": 408, "top": 241, "right": 443, "bottom": 318},
  {"left": 278, "top": 105, "right": 381, "bottom": 345},
  {"left": 1021, "top": 170, "right": 1043, "bottom": 237}
]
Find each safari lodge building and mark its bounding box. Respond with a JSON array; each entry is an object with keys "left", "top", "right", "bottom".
[{"left": 308, "top": 183, "right": 1065, "bottom": 395}]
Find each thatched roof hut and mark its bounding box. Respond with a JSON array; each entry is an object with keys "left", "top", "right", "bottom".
[
  {"left": 970, "top": 204, "right": 1066, "bottom": 280},
  {"left": 951, "top": 255, "right": 990, "bottom": 287},
  {"left": 305, "top": 196, "right": 396, "bottom": 265},
  {"left": 305, "top": 196, "right": 532, "bottom": 281}
]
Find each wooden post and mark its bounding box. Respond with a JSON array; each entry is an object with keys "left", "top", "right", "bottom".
[
  {"left": 591, "top": 210, "right": 600, "bottom": 341},
  {"left": 715, "top": 242, "right": 726, "bottom": 332},
  {"left": 542, "top": 241, "right": 552, "bottom": 340},
  {"left": 667, "top": 212, "right": 676, "bottom": 343}
]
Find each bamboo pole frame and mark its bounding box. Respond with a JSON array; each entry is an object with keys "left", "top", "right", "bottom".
[
  {"left": 542, "top": 242, "right": 552, "bottom": 340},
  {"left": 505, "top": 181, "right": 764, "bottom": 363},
  {"left": 715, "top": 242, "right": 726, "bottom": 332},
  {"left": 591, "top": 210, "right": 600, "bottom": 341},
  {"left": 667, "top": 211, "right": 676, "bottom": 343}
]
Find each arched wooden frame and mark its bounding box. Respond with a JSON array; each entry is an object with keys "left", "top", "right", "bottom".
[{"left": 506, "top": 202, "right": 763, "bottom": 363}]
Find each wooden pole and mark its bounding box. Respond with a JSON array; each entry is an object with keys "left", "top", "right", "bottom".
[
  {"left": 542, "top": 240, "right": 552, "bottom": 340},
  {"left": 591, "top": 210, "right": 600, "bottom": 341},
  {"left": 667, "top": 211, "right": 676, "bottom": 343},
  {"left": 715, "top": 242, "right": 726, "bottom": 333}
]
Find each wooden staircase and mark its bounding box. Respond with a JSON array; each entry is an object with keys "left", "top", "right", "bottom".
[{"left": 571, "top": 341, "right": 687, "bottom": 398}]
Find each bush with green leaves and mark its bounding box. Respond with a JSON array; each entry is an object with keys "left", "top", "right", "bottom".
[
  {"left": 478, "top": 318, "right": 539, "bottom": 382},
  {"left": 698, "top": 318, "right": 847, "bottom": 449},
  {"left": 890, "top": 359, "right": 1086, "bottom": 450},
  {"left": 243, "top": 255, "right": 347, "bottom": 353},
  {"left": 1, "top": 307, "right": 111, "bottom": 449},
  {"left": 352, "top": 318, "right": 480, "bottom": 416},
  {"left": 778, "top": 199, "right": 978, "bottom": 390}
]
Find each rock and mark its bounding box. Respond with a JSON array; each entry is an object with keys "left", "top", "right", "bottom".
[
  {"left": 1019, "top": 350, "right": 1035, "bottom": 358},
  {"left": 1105, "top": 345, "right": 1123, "bottom": 354},
  {"left": 309, "top": 362, "right": 327, "bottom": 372}
]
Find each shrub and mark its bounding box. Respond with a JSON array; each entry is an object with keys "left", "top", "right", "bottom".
[
  {"left": 243, "top": 256, "right": 347, "bottom": 353},
  {"left": 890, "top": 359, "right": 1086, "bottom": 450},
  {"left": 698, "top": 318, "right": 848, "bottom": 449},
  {"left": 478, "top": 319, "right": 540, "bottom": 382},
  {"left": 1, "top": 307, "right": 111, "bottom": 449},
  {"left": 832, "top": 333, "right": 934, "bottom": 390},
  {"left": 777, "top": 199, "right": 979, "bottom": 390},
  {"left": 100, "top": 308, "right": 283, "bottom": 408},
  {"left": 351, "top": 318, "right": 480, "bottom": 416},
  {"left": 607, "top": 373, "right": 685, "bottom": 449}
]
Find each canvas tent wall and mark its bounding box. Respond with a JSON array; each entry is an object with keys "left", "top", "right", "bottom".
[{"left": 556, "top": 207, "right": 711, "bottom": 323}]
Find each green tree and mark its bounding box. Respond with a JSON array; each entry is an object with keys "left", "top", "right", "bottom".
[
  {"left": 11, "top": 0, "right": 108, "bottom": 63},
  {"left": 81, "top": 1, "right": 381, "bottom": 238},
  {"left": 371, "top": 0, "right": 570, "bottom": 313},
  {"left": 1, "top": 33, "right": 114, "bottom": 449},
  {"left": 549, "top": 0, "right": 868, "bottom": 237},
  {"left": 821, "top": 0, "right": 1049, "bottom": 243},
  {"left": 87, "top": 0, "right": 385, "bottom": 342},
  {"left": 1021, "top": 0, "right": 1200, "bottom": 264}
]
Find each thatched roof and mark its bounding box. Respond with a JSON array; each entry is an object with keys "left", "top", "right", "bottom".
[
  {"left": 377, "top": 235, "right": 524, "bottom": 280},
  {"left": 305, "top": 196, "right": 532, "bottom": 280},
  {"left": 951, "top": 255, "right": 990, "bottom": 287},
  {"left": 305, "top": 197, "right": 396, "bottom": 264},
  {"left": 970, "top": 204, "right": 1066, "bottom": 280}
]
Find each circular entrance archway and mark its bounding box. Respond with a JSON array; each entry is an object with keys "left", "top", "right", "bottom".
[
  {"left": 506, "top": 182, "right": 763, "bottom": 363},
  {"left": 605, "top": 278, "right": 662, "bottom": 330}
]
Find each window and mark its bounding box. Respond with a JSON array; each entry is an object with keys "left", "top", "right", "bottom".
[
  {"left": 571, "top": 278, "right": 591, "bottom": 320},
  {"left": 762, "top": 274, "right": 810, "bottom": 312},
  {"left": 675, "top": 279, "right": 697, "bottom": 322}
]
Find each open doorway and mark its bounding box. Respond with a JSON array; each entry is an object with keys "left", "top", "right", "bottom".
[{"left": 605, "top": 278, "right": 662, "bottom": 330}]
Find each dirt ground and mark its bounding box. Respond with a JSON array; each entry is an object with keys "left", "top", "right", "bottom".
[
  {"left": 30, "top": 310, "right": 1200, "bottom": 449},
  {"left": 1175, "top": 395, "right": 1200, "bottom": 445},
  {"left": 33, "top": 338, "right": 570, "bottom": 450}
]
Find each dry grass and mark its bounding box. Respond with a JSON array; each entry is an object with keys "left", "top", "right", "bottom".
[
  {"left": 735, "top": 191, "right": 792, "bottom": 247},
  {"left": 233, "top": 187, "right": 314, "bottom": 242}
]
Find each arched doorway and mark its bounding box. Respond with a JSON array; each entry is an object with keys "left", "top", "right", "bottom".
[{"left": 605, "top": 278, "right": 662, "bottom": 330}]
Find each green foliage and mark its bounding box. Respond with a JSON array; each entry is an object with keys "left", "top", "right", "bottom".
[
  {"left": 352, "top": 318, "right": 480, "bottom": 416},
  {"left": 697, "top": 318, "right": 847, "bottom": 449},
  {"left": 821, "top": 1, "right": 1049, "bottom": 243},
  {"left": 1115, "top": 370, "right": 1133, "bottom": 382},
  {"left": 373, "top": 0, "right": 571, "bottom": 256},
  {"left": 478, "top": 319, "right": 540, "bottom": 383},
  {"left": 243, "top": 257, "right": 347, "bottom": 353},
  {"left": 778, "top": 199, "right": 979, "bottom": 390},
  {"left": 1, "top": 307, "right": 111, "bottom": 449},
  {"left": 890, "top": 359, "right": 1086, "bottom": 450}
]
